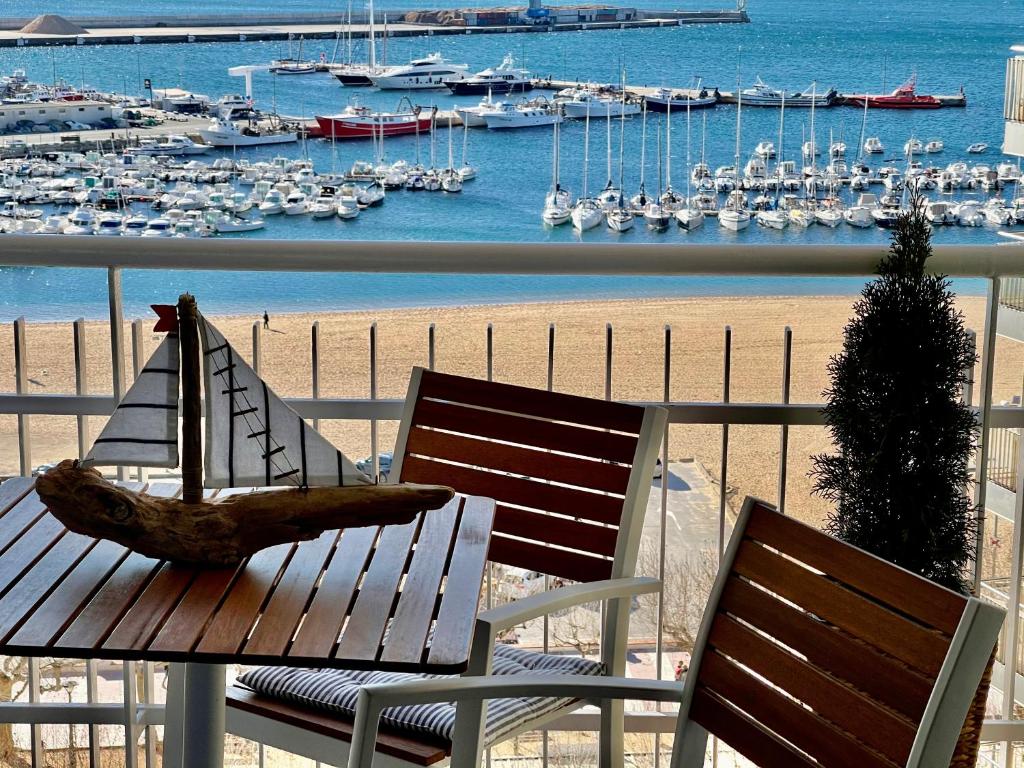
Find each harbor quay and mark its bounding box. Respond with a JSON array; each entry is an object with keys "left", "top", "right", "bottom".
[{"left": 0, "top": 7, "right": 749, "bottom": 48}]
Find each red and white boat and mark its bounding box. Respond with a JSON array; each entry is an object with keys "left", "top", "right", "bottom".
[
  {"left": 315, "top": 102, "right": 434, "bottom": 140},
  {"left": 843, "top": 75, "right": 943, "bottom": 110}
]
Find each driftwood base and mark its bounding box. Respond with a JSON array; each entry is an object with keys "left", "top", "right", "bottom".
[{"left": 35, "top": 460, "right": 455, "bottom": 567}]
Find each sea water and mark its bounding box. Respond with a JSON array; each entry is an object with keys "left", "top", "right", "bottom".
[{"left": 0, "top": 0, "right": 1020, "bottom": 318}]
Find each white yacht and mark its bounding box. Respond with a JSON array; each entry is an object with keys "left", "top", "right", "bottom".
[
  {"left": 561, "top": 91, "right": 640, "bottom": 119},
  {"left": 447, "top": 54, "right": 532, "bottom": 95},
  {"left": 844, "top": 194, "right": 877, "bottom": 228},
  {"left": 924, "top": 139, "right": 944, "bottom": 154},
  {"left": 198, "top": 116, "right": 298, "bottom": 148},
  {"left": 481, "top": 100, "right": 562, "bottom": 130},
  {"left": 127, "top": 135, "right": 210, "bottom": 157},
  {"left": 370, "top": 53, "right": 469, "bottom": 90}
]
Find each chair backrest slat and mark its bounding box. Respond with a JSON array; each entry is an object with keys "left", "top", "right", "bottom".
[
  {"left": 396, "top": 368, "right": 664, "bottom": 583},
  {"left": 718, "top": 576, "right": 933, "bottom": 722},
  {"left": 676, "top": 498, "right": 1005, "bottom": 768}
]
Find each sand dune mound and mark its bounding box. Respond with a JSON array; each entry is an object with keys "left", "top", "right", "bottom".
[{"left": 20, "top": 14, "right": 87, "bottom": 36}]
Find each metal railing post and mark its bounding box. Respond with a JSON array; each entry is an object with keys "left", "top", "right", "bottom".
[
  {"left": 14, "top": 317, "right": 31, "bottom": 476},
  {"left": 131, "top": 319, "right": 147, "bottom": 482},
  {"left": 975, "top": 279, "right": 1001, "bottom": 596},
  {"left": 311, "top": 321, "right": 320, "bottom": 431},
  {"left": 74, "top": 319, "right": 89, "bottom": 460},
  {"left": 778, "top": 327, "right": 793, "bottom": 514},
  {"left": 107, "top": 267, "right": 127, "bottom": 481}
]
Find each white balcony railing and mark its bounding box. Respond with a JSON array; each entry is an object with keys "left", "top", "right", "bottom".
[{"left": 1, "top": 236, "right": 1023, "bottom": 768}]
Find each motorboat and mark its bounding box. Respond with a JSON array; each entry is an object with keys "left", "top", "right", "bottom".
[
  {"left": 198, "top": 116, "right": 299, "bottom": 147},
  {"left": 356, "top": 181, "right": 385, "bottom": 207},
  {"left": 370, "top": 53, "right": 469, "bottom": 90},
  {"left": 38, "top": 214, "right": 66, "bottom": 235},
  {"left": 829, "top": 141, "right": 846, "bottom": 158},
  {"left": 864, "top": 137, "right": 885, "bottom": 154},
  {"left": 208, "top": 213, "right": 267, "bottom": 233},
  {"left": 814, "top": 198, "right": 843, "bottom": 227},
  {"left": 258, "top": 189, "right": 286, "bottom": 215},
  {"left": 446, "top": 54, "right": 532, "bottom": 95},
  {"left": 282, "top": 190, "right": 309, "bottom": 215},
  {"left": 63, "top": 207, "right": 96, "bottom": 235},
  {"left": 904, "top": 138, "right": 924, "bottom": 156},
  {"left": 560, "top": 91, "right": 640, "bottom": 119},
  {"left": 924, "top": 199, "right": 955, "bottom": 225},
  {"left": 739, "top": 78, "right": 836, "bottom": 107},
  {"left": 309, "top": 192, "right": 337, "bottom": 218},
  {"left": 141, "top": 218, "right": 173, "bottom": 237},
  {"left": 315, "top": 101, "right": 434, "bottom": 139},
  {"left": 967, "top": 143, "right": 988, "bottom": 154},
  {"left": 454, "top": 93, "right": 498, "bottom": 128},
  {"left": 953, "top": 200, "right": 984, "bottom": 227},
  {"left": 997, "top": 162, "right": 1022, "bottom": 184},
  {"left": 844, "top": 194, "right": 877, "bottom": 228},
  {"left": 212, "top": 94, "right": 253, "bottom": 119},
  {"left": 871, "top": 204, "right": 903, "bottom": 228},
  {"left": 643, "top": 87, "right": 717, "bottom": 112},
  {"left": 924, "top": 139, "right": 944, "bottom": 154},
  {"left": 95, "top": 212, "right": 124, "bottom": 236},
  {"left": 127, "top": 135, "right": 210, "bottom": 157},
  {"left": 754, "top": 141, "right": 776, "bottom": 159},
  {"left": 481, "top": 99, "right": 562, "bottom": 130},
  {"left": 843, "top": 75, "right": 942, "bottom": 109}
]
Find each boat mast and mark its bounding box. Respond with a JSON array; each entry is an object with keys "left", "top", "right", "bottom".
[
  {"left": 582, "top": 102, "right": 591, "bottom": 198},
  {"left": 177, "top": 294, "right": 203, "bottom": 504},
  {"left": 656, "top": 118, "right": 663, "bottom": 197},
  {"left": 638, "top": 101, "right": 647, "bottom": 194},
  {"left": 605, "top": 102, "right": 613, "bottom": 190},
  {"left": 685, "top": 92, "right": 692, "bottom": 204},
  {"left": 776, "top": 92, "right": 784, "bottom": 202},
  {"left": 551, "top": 119, "right": 559, "bottom": 194},
  {"left": 448, "top": 116, "right": 455, "bottom": 171},
  {"left": 461, "top": 119, "right": 469, "bottom": 168},
  {"left": 665, "top": 96, "right": 672, "bottom": 193},
  {"left": 618, "top": 88, "right": 627, "bottom": 199},
  {"left": 368, "top": 0, "right": 376, "bottom": 71},
  {"left": 857, "top": 90, "right": 869, "bottom": 164}
]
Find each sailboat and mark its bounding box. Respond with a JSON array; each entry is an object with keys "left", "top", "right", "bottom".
[
  {"left": 643, "top": 119, "right": 671, "bottom": 229},
  {"left": 35, "top": 295, "right": 452, "bottom": 567},
  {"left": 630, "top": 102, "right": 650, "bottom": 212},
  {"left": 331, "top": 0, "right": 380, "bottom": 85},
  {"left": 606, "top": 92, "right": 634, "bottom": 232},
  {"left": 597, "top": 101, "right": 620, "bottom": 212},
  {"left": 271, "top": 37, "right": 317, "bottom": 75},
  {"left": 458, "top": 121, "right": 477, "bottom": 180},
  {"left": 659, "top": 99, "right": 684, "bottom": 212},
  {"left": 542, "top": 119, "right": 571, "bottom": 226},
  {"left": 675, "top": 90, "right": 704, "bottom": 231},
  {"left": 756, "top": 93, "right": 789, "bottom": 230},
  {"left": 719, "top": 74, "right": 751, "bottom": 232},
  {"left": 571, "top": 102, "right": 603, "bottom": 231},
  {"left": 441, "top": 117, "right": 463, "bottom": 192}
]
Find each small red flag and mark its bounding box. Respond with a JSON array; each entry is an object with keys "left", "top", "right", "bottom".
[{"left": 151, "top": 304, "right": 178, "bottom": 333}]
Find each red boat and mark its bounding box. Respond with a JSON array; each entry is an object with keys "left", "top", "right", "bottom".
[
  {"left": 315, "top": 103, "right": 434, "bottom": 139},
  {"left": 844, "top": 76, "right": 943, "bottom": 110}
]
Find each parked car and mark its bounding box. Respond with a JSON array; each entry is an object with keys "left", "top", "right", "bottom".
[
  {"left": 356, "top": 451, "right": 393, "bottom": 481},
  {"left": 65, "top": 120, "right": 91, "bottom": 130}
]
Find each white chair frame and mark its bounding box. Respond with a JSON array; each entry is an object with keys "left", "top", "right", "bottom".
[
  {"left": 345, "top": 497, "right": 1007, "bottom": 768},
  {"left": 226, "top": 366, "right": 669, "bottom": 768}
]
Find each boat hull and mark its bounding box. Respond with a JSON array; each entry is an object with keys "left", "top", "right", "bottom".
[
  {"left": 333, "top": 72, "right": 374, "bottom": 86},
  {"left": 315, "top": 114, "right": 434, "bottom": 139},
  {"left": 644, "top": 95, "right": 717, "bottom": 112},
  {"left": 197, "top": 130, "right": 299, "bottom": 147},
  {"left": 447, "top": 80, "right": 533, "bottom": 96},
  {"left": 843, "top": 95, "right": 942, "bottom": 109}
]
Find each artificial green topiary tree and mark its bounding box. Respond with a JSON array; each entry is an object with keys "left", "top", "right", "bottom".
[{"left": 811, "top": 196, "right": 979, "bottom": 594}]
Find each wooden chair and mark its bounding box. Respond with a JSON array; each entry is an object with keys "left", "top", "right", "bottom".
[
  {"left": 227, "top": 367, "right": 668, "bottom": 768},
  {"left": 346, "top": 497, "right": 1006, "bottom": 768}
]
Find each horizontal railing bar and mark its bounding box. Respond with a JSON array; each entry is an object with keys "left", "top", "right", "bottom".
[
  {"left": 2, "top": 393, "right": 1023, "bottom": 428},
  {"left": 0, "top": 237, "right": 1020, "bottom": 277}
]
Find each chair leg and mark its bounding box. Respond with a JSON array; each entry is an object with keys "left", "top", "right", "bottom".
[{"left": 599, "top": 698, "right": 625, "bottom": 768}]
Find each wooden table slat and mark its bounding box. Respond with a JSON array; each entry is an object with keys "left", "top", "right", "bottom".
[
  {"left": 9, "top": 539, "right": 129, "bottom": 648},
  {"left": 55, "top": 552, "right": 166, "bottom": 651},
  {"left": 147, "top": 567, "right": 241, "bottom": 654},
  {"left": 380, "top": 501, "right": 460, "bottom": 664},
  {"left": 428, "top": 496, "right": 494, "bottom": 667},
  {"left": 0, "top": 532, "right": 95, "bottom": 642},
  {"left": 242, "top": 532, "right": 339, "bottom": 658},
  {"left": 195, "top": 543, "right": 295, "bottom": 656},
  {"left": 0, "top": 477, "right": 36, "bottom": 519},
  {"left": 103, "top": 564, "right": 197, "bottom": 653},
  {"left": 0, "top": 514, "right": 66, "bottom": 597},
  {"left": 0, "top": 491, "right": 48, "bottom": 556},
  {"left": 334, "top": 518, "right": 421, "bottom": 663},
  {"left": 287, "top": 526, "right": 379, "bottom": 660}
]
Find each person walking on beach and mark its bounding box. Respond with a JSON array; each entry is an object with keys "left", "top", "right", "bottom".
[{"left": 263, "top": 311, "right": 270, "bottom": 330}]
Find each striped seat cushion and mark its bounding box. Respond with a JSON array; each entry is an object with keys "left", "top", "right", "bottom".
[{"left": 237, "top": 644, "right": 604, "bottom": 745}]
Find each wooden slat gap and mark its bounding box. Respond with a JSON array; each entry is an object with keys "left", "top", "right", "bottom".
[
  {"left": 373, "top": 514, "right": 430, "bottom": 663},
  {"left": 72, "top": 557, "right": 170, "bottom": 649},
  {"left": 490, "top": 530, "right": 614, "bottom": 563},
  {"left": 181, "top": 559, "right": 249, "bottom": 655},
  {"left": 0, "top": 478, "right": 36, "bottom": 521},
  {"left": 272, "top": 531, "right": 343, "bottom": 654},
  {"left": 133, "top": 568, "right": 202, "bottom": 652},
  {"left": 0, "top": 501, "right": 48, "bottom": 562}
]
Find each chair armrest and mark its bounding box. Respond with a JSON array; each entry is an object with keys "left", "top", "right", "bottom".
[
  {"left": 347, "top": 674, "right": 681, "bottom": 768},
  {"left": 479, "top": 577, "right": 661, "bottom": 634}
]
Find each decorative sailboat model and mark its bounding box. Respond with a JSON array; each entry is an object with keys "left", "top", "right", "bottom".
[{"left": 36, "top": 294, "right": 454, "bottom": 567}]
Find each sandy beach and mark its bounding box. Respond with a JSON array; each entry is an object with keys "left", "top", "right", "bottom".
[{"left": 0, "top": 293, "right": 1019, "bottom": 562}]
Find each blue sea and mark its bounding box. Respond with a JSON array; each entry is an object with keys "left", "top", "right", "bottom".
[{"left": 0, "top": 0, "right": 1019, "bottom": 319}]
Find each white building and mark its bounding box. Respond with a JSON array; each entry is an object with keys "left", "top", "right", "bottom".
[
  {"left": 1004, "top": 44, "right": 1024, "bottom": 155},
  {"left": 0, "top": 100, "right": 112, "bottom": 133}
]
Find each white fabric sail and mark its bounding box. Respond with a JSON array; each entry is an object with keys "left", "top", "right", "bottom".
[
  {"left": 82, "top": 333, "right": 180, "bottom": 469},
  {"left": 198, "top": 316, "right": 372, "bottom": 489}
]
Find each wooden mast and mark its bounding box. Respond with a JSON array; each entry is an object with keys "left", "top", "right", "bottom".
[{"left": 177, "top": 293, "right": 203, "bottom": 504}]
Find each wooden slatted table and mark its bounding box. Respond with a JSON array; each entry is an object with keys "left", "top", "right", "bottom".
[{"left": 0, "top": 477, "right": 495, "bottom": 768}]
